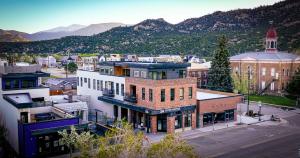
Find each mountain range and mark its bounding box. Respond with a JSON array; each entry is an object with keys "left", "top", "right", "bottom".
[
  {"left": 0, "top": 0, "right": 299, "bottom": 57},
  {"left": 0, "top": 23, "right": 125, "bottom": 42}
]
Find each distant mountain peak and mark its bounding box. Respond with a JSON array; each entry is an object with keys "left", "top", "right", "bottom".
[
  {"left": 133, "top": 18, "right": 174, "bottom": 31},
  {"left": 41, "top": 24, "right": 86, "bottom": 33}
]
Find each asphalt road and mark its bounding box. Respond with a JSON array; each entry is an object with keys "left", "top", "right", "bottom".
[{"left": 187, "top": 114, "right": 300, "bottom": 158}]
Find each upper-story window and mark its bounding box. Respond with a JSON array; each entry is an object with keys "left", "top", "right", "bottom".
[
  {"left": 149, "top": 71, "right": 158, "bottom": 80},
  {"left": 179, "top": 88, "right": 184, "bottom": 100},
  {"left": 161, "top": 89, "right": 165, "bottom": 102},
  {"left": 142, "top": 88, "right": 145, "bottom": 100},
  {"left": 80, "top": 77, "right": 83, "bottom": 87},
  {"left": 286, "top": 69, "right": 289, "bottom": 76},
  {"left": 149, "top": 89, "right": 153, "bottom": 102},
  {"left": 97, "top": 80, "right": 100, "bottom": 90},
  {"left": 179, "top": 70, "right": 186, "bottom": 78},
  {"left": 188, "top": 87, "right": 193, "bottom": 99},
  {"left": 84, "top": 78, "right": 87, "bottom": 83},
  {"left": 93, "top": 79, "right": 96, "bottom": 90},
  {"left": 88, "top": 78, "right": 91, "bottom": 88},
  {"left": 282, "top": 69, "right": 285, "bottom": 77},
  {"left": 121, "top": 84, "right": 124, "bottom": 96},
  {"left": 141, "top": 71, "right": 147, "bottom": 78},
  {"left": 161, "top": 71, "right": 167, "bottom": 79},
  {"left": 271, "top": 68, "right": 275, "bottom": 77},
  {"left": 77, "top": 77, "right": 79, "bottom": 86},
  {"left": 100, "top": 80, "right": 103, "bottom": 91},
  {"left": 123, "top": 69, "right": 130, "bottom": 77},
  {"left": 116, "top": 83, "right": 119, "bottom": 95},
  {"left": 170, "top": 88, "right": 175, "bottom": 101},
  {"left": 134, "top": 71, "right": 140, "bottom": 77},
  {"left": 262, "top": 68, "right": 266, "bottom": 76}
]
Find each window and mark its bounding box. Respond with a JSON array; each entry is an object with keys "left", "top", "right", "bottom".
[
  {"left": 179, "top": 88, "right": 184, "bottom": 100},
  {"left": 77, "top": 77, "right": 79, "bottom": 86},
  {"left": 271, "top": 68, "right": 275, "bottom": 77},
  {"left": 262, "top": 68, "right": 266, "bottom": 76},
  {"left": 134, "top": 71, "right": 140, "bottom": 77},
  {"left": 88, "top": 78, "right": 91, "bottom": 88},
  {"left": 184, "top": 113, "right": 192, "bottom": 127},
  {"left": 175, "top": 114, "right": 182, "bottom": 129},
  {"left": 170, "top": 88, "right": 175, "bottom": 101},
  {"left": 282, "top": 69, "right": 285, "bottom": 77},
  {"left": 105, "top": 69, "right": 109, "bottom": 74},
  {"left": 4, "top": 80, "right": 11, "bottom": 89},
  {"left": 179, "top": 70, "right": 186, "bottom": 78},
  {"left": 100, "top": 80, "right": 103, "bottom": 91},
  {"left": 270, "top": 82, "right": 275, "bottom": 91},
  {"left": 84, "top": 78, "right": 87, "bottom": 83},
  {"left": 161, "top": 89, "right": 165, "bottom": 102},
  {"left": 97, "top": 80, "right": 100, "bottom": 90},
  {"left": 109, "top": 68, "right": 113, "bottom": 75},
  {"left": 116, "top": 83, "right": 119, "bottom": 95},
  {"left": 286, "top": 69, "right": 289, "bottom": 76},
  {"left": 141, "top": 71, "right": 147, "bottom": 78},
  {"left": 188, "top": 87, "right": 193, "bottom": 99},
  {"left": 149, "top": 71, "right": 158, "bottom": 80},
  {"left": 142, "top": 88, "right": 145, "bottom": 100},
  {"left": 12, "top": 80, "right": 19, "bottom": 89},
  {"left": 261, "top": 81, "right": 266, "bottom": 89},
  {"left": 93, "top": 79, "right": 96, "bottom": 90},
  {"left": 80, "top": 77, "right": 83, "bottom": 87},
  {"left": 149, "top": 89, "right": 153, "bottom": 102},
  {"left": 121, "top": 84, "right": 124, "bottom": 96},
  {"left": 161, "top": 71, "right": 167, "bottom": 79}
]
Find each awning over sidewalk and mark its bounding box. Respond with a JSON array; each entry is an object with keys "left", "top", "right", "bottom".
[{"left": 98, "top": 96, "right": 196, "bottom": 115}]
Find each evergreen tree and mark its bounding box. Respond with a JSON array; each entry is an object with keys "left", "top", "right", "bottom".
[{"left": 207, "top": 35, "right": 233, "bottom": 92}]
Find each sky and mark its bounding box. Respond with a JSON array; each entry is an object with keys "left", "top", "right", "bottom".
[{"left": 0, "top": 0, "right": 282, "bottom": 33}]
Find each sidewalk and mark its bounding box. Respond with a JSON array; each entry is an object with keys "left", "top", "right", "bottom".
[{"left": 145, "top": 114, "right": 274, "bottom": 142}]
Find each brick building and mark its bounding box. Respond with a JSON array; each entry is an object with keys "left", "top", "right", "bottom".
[
  {"left": 230, "top": 26, "right": 300, "bottom": 95},
  {"left": 197, "top": 89, "right": 243, "bottom": 127},
  {"left": 187, "top": 62, "right": 210, "bottom": 88},
  {"left": 77, "top": 62, "right": 197, "bottom": 134}
]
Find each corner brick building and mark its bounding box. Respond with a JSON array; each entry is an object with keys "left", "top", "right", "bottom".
[
  {"left": 77, "top": 61, "right": 244, "bottom": 133},
  {"left": 230, "top": 26, "right": 300, "bottom": 95}
]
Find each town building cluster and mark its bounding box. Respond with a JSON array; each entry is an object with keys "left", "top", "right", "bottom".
[{"left": 0, "top": 25, "right": 299, "bottom": 158}]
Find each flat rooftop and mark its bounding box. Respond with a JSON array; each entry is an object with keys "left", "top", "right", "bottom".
[
  {"left": 99, "top": 61, "right": 191, "bottom": 69},
  {"left": 197, "top": 89, "right": 242, "bottom": 100}
]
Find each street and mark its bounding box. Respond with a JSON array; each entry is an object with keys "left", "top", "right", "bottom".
[{"left": 186, "top": 104, "right": 300, "bottom": 158}]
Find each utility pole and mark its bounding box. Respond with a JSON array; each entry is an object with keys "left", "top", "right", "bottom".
[{"left": 247, "top": 67, "right": 250, "bottom": 115}]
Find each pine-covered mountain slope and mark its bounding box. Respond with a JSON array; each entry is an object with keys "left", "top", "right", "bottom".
[{"left": 0, "top": 0, "right": 299, "bottom": 56}]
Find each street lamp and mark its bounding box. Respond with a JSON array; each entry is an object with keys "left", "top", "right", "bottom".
[
  {"left": 247, "top": 66, "right": 252, "bottom": 116},
  {"left": 66, "top": 51, "right": 73, "bottom": 78},
  {"left": 258, "top": 101, "right": 262, "bottom": 121}
]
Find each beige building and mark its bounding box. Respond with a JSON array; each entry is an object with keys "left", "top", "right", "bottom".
[{"left": 230, "top": 26, "right": 300, "bottom": 95}]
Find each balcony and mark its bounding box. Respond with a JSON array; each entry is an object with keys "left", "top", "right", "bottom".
[
  {"left": 124, "top": 93, "right": 137, "bottom": 103},
  {"left": 103, "top": 88, "right": 115, "bottom": 97}
]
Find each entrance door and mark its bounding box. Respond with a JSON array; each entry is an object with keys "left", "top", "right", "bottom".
[{"left": 157, "top": 114, "right": 167, "bottom": 132}]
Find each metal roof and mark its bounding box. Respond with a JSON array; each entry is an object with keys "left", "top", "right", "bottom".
[{"left": 230, "top": 51, "right": 300, "bottom": 61}]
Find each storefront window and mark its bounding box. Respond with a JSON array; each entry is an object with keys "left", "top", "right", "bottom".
[
  {"left": 175, "top": 115, "right": 182, "bottom": 129},
  {"left": 184, "top": 113, "right": 192, "bottom": 127}
]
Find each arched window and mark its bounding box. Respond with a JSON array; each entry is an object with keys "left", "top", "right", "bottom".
[{"left": 271, "top": 41, "right": 274, "bottom": 48}]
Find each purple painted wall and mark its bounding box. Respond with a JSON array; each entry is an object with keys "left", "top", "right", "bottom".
[{"left": 18, "top": 117, "right": 79, "bottom": 158}]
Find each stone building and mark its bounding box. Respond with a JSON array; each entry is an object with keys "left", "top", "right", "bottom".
[{"left": 230, "top": 26, "right": 300, "bottom": 95}]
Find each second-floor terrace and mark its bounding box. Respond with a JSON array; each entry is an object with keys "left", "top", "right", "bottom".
[{"left": 98, "top": 61, "right": 190, "bottom": 80}]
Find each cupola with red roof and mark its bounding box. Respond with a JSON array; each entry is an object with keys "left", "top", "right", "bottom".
[{"left": 265, "top": 21, "right": 278, "bottom": 52}]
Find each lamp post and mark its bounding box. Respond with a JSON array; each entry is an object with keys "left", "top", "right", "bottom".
[
  {"left": 258, "top": 101, "right": 262, "bottom": 121},
  {"left": 247, "top": 66, "right": 251, "bottom": 115}
]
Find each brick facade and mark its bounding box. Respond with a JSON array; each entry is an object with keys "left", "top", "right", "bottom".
[
  {"left": 167, "top": 116, "right": 175, "bottom": 134},
  {"left": 231, "top": 61, "right": 300, "bottom": 94},
  {"left": 125, "top": 77, "right": 197, "bottom": 110}
]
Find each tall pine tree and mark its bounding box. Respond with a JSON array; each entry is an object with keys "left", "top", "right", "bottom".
[{"left": 207, "top": 35, "right": 233, "bottom": 92}]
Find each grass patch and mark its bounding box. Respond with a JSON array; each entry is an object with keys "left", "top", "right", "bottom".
[{"left": 249, "top": 95, "right": 296, "bottom": 107}]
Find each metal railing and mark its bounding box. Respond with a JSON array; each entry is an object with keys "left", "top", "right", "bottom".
[
  {"left": 124, "top": 93, "right": 137, "bottom": 103},
  {"left": 103, "top": 88, "right": 115, "bottom": 97}
]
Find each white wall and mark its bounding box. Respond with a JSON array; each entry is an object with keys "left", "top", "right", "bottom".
[
  {"left": 76, "top": 70, "right": 125, "bottom": 118},
  {"left": 0, "top": 97, "right": 20, "bottom": 153},
  {"left": 1, "top": 87, "right": 50, "bottom": 100}
]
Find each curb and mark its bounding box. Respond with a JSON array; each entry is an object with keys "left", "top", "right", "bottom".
[{"left": 245, "top": 100, "right": 300, "bottom": 109}]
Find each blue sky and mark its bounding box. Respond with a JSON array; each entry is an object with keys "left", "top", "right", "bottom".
[{"left": 0, "top": 0, "right": 281, "bottom": 33}]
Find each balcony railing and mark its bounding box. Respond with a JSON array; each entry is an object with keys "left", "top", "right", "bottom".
[
  {"left": 103, "top": 88, "right": 115, "bottom": 97},
  {"left": 124, "top": 93, "right": 137, "bottom": 103},
  {"left": 31, "top": 101, "right": 54, "bottom": 108}
]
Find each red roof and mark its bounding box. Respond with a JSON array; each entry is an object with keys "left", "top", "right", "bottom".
[{"left": 266, "top": 27, "right": 277, "bottom": 38}]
